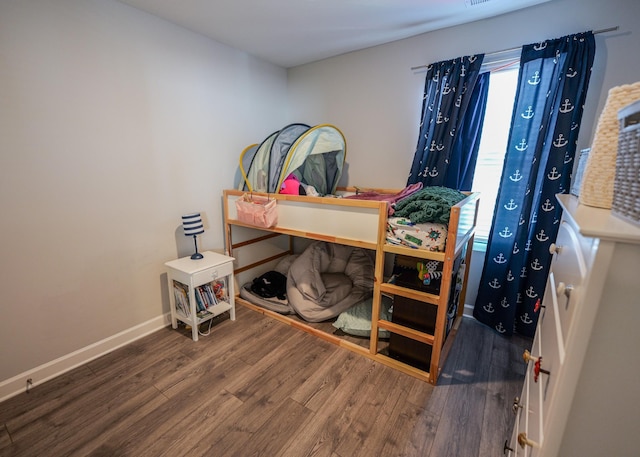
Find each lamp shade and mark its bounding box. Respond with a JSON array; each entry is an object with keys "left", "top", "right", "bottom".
[{"left": 181, "top": 213, "right": 204, "bottom": 237}]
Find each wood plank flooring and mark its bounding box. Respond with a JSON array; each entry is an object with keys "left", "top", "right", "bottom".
[{"left": 0, "top": 305, "right": 531, "bottom": 457}]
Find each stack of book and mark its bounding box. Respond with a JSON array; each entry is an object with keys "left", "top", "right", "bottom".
[{"left": 172, "top": 279, "right": 228, "bottom": 319}]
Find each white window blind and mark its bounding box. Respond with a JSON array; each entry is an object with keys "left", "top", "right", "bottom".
[{"left": 471, "top": 63, "right": 519, "bottom": 248}]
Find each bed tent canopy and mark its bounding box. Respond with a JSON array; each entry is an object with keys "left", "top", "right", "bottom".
[{"left": 237, "top": 123, "right": 346, "bottom": 196}]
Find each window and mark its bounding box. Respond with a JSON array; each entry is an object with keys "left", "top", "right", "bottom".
[{"left": 471, "top": 64, "right": 519, "bottom": 249}]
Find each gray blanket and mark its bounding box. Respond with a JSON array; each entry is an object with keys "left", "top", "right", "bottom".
[
  {"left": 287, "top": 241, "right": 374, "bottom": 322},
  {"left": 393, "top": 186, "right": 466, "bottom": 224}
]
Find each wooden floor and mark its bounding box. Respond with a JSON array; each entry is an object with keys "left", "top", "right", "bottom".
[{"left": 0, "top": 305, "right": 531, "bottom": 457}]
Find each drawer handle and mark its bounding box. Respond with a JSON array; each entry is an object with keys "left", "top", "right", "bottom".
[
  {"left": 523, "top": 349, "right": 537, "bottom": 364},
  {"left": 523, "top": 350, "right": 550, "bottom": 382},
  {"left": 557, "top": 282, "right": 573, "bottom": 298},
  {"left": 549, "top": 243, "right": 563, "bottom": 255},
  {"left": 504, "top": 439, "right": 515, "bottom": 454},
  {"left": 512, "top": 396, "right": 523, "bottom": 414},
  {"left": 517, "top": 432, "right": 540, "bottom": 449}
]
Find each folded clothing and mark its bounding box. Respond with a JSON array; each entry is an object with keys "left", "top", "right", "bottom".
[{"left": 250, "top": 271, "right": 287, "bottom": 300}]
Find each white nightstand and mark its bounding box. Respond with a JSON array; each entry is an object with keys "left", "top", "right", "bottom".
[{"left": 165, "top": 251, "right": 236, "bottom": 341}]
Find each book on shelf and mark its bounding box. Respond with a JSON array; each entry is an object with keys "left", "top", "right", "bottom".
[
  {"left": 203, "top": 283, "right": 217, "bottom": 306},
  {"left": 172, "top": 281, "right": 190, "bottom": 317},
  {"left": 195, "top": 288, "right": 206, "bottom": 312},
  {"left": 172, "top": 278, "right": 230, "bottom": 319}
]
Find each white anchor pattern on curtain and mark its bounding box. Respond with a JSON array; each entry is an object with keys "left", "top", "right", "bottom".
[
  {"left": 473, "top": 32, "right": 596, "bottom": 337},
  {"left": 407, "top": 54, "right": 488, "bottom": 190}
]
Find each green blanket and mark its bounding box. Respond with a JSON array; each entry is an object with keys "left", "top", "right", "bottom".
[{"left": 392, "top": 186, "right": 466, "bottom": 224}]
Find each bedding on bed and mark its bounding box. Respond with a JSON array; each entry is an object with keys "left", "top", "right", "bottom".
[
  {"left": 240, "top": 243, "right": 376, "bottom": 323},
  {"left": 239, "top": 283, "right": 295, "bottom": 314},
  {"left": 287, "top": 241, "right": 375, "bottom": 322},
  {"left": 386, "top": 217, "right": 448, "bottom": 251},
  {"left": 333, "top": 295, "right": 393, "bottom": 338},
  {"left": 239, "top": 255, "right": 298, "bottom": 315},
  {"left": 344, "top": 185, "right": 464, "bottom": 251},
  {"left": 343, "top": 183, "right": 423, "bottom": 215},
  {"left": 392, "top": 186, "right": 466, "bottom": 225}
]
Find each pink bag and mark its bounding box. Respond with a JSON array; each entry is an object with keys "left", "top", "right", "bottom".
[{"left": 235, "top": 194, "right": 278, "bottom": 228}]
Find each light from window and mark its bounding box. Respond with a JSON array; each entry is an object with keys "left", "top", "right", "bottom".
[{"left": 471, "top": 67, "right": 519, "bottom": 248}]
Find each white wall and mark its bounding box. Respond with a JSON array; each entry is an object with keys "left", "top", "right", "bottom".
[
  {"left": 287, "top": 0, "right": 640, "bottom": 308},
  {"left": 0, "top": 0, "right": 287, "bottom": 398}
]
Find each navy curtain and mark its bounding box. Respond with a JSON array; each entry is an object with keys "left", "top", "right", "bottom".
[
  {"left": 447, "top": 72, "right": 491, "bottom": 190},
  {"left": 473, "top": 32, "right": 596, "bottom": 337},
  {"left": 408, "top": 55, "right": 488, "bottom": 190}
]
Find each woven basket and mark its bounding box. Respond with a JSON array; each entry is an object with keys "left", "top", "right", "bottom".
[
  {"left": 580, "top": 82, "right": 640, "bottom": 209},
  {"left": 612, "top": 100, "right": 640, "bottom": 224}
]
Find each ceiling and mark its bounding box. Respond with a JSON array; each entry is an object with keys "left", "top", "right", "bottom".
[{"left": 118, "top": 0, "right": 551, "bottom": 68}]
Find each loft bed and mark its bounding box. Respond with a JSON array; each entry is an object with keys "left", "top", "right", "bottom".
[{"left": 222, "top": 187, "right": 479, "bottom": 384}]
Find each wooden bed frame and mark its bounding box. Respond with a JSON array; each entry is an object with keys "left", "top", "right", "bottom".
[{"left": 222, "top": 187, "right": 479, "bottom": 384}]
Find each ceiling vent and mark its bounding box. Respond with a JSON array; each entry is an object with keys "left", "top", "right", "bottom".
[{"left": 465, "top": 0, "right": 493, "bottom": 6}]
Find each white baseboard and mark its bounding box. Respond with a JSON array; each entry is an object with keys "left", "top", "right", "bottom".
[
  {"left": 0, "top": 313, "right": 171, "bottom": 403},
  {"left": 463, "top": 303, "right": 474, "bottom": 317}
]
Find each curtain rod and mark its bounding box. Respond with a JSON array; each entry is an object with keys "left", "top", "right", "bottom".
[{"left": 410, "top": 26, "right": 619, "bottom": 71}]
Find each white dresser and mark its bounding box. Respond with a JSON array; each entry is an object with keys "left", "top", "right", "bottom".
[{"left": 507, "top": 194, "right": 640, "bottom": 457}]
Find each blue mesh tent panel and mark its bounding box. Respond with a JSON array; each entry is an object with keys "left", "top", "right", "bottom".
[
  {"left": 236, "top": 144, "right": 258, "bottom": 190},
  {"left": 278, "top": 124, "right": 346, "bottom": 195},
  {"left": 267, "top": 123, "right": 311, "bottom": 193},
  {"left": 244, "top": 130, "right": 279, "bottom": 192},
  {"left": 239, "top": 124, "right": 346, "bottom": 196}
]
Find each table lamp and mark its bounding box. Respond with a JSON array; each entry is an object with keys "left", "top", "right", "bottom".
[{"left": 182, "top": 212, "right": 204, "bottom": 259}]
